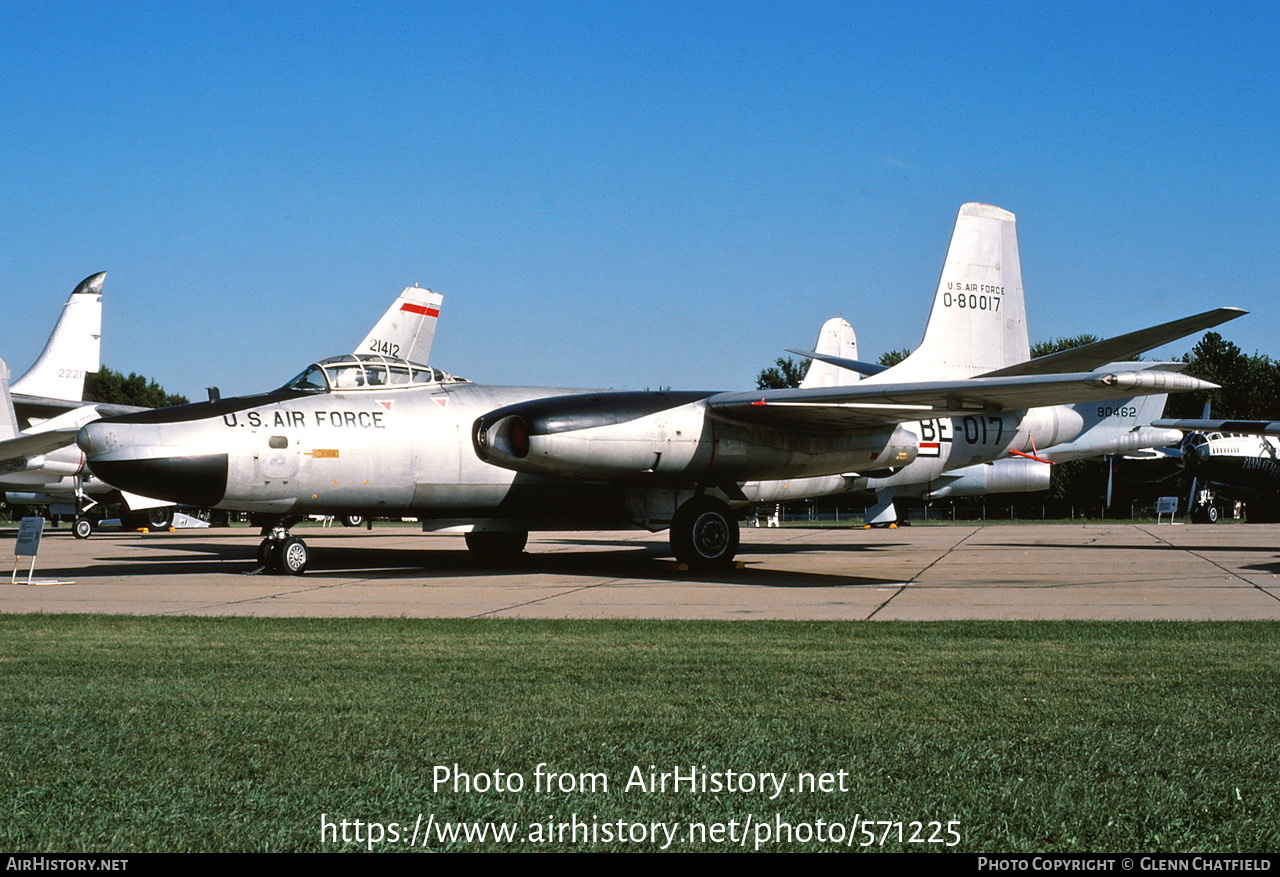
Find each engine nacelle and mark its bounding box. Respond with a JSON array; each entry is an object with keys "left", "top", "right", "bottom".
[{"left": 474, "top": 391, "right": 920, "bottom": 483}]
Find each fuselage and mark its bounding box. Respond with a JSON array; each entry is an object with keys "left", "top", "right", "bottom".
[
  {"left": 78, "top": 353, "right": 1196, "bottom": 531},
  {"left": 1182, "top": 431, "right": 1280, "bottom": 500},
  {"left": 76, "top": 360, "right": 1114, "bottom": 531}
]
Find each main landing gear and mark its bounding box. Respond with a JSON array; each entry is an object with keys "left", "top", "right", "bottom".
[
  {"left": 670, "top": 496, "right": 740, "bottom": 569},
  {"left": 253, "top": 518, "right": 310, "bottom": 575}
]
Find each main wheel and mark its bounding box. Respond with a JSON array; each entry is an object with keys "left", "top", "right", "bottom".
[
  {"left": 339, "top": 514, "right": 365, "bottom": 528},
  {"left": 464, "top": 530, "right": 528, "bottom": 559},
  {"left": 276, "top": 536, "right": 309, "bottom": 575},
  {"left": 670, "top": 497, "right": 740, "bottom": 568},
  {"left": 73, "top": 517, "right": 94, "bottom": 540}
]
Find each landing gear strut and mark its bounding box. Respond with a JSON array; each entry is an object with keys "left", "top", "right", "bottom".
[
  {"left": 253, "top": 517, "right": 309, "bottom": 575},
  {"left": 670, "top": 496, "right": 740, "bottom": 569}
]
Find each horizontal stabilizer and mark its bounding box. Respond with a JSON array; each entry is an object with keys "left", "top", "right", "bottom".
[
  {"left": 979, "top": 307, "right": 1247, "bottom": 378},
  {"left": 787, "top": 349, "right": 888, "bottom": 377},
  {"left": 1151, "top": 419, "right": 1280, "bottom": 437}
]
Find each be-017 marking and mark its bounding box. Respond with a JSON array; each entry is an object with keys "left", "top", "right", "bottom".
[{"left": 917, "top": 418, "right": 954, "bottom": 457}]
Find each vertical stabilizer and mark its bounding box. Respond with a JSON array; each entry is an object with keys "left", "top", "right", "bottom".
[
  {"left": 12, "top": 273, "right": 105, "bottom": 402},
  {"left": 355, "top": 286, "right": 443, "bottom": 365},
  {"left": 0, "top": 358, "right": 18, "bottom": 441},
  {"left": 799, "top": 317, "right": 860, "bottom": 389},
  {"left": 866, "top": 203, "right": 1028, "bottom": 383}
]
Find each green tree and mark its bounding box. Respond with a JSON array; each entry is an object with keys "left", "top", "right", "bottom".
[
  {"left": 1163, "top": 332, "right": 1280, "bottom": 419},
  {"left": 878, "top": 348, "right": 912, "bottom": 368},
  {"left": 1030, "top": 334, "right": 1100, "bottom": 358},
  {"left": 85, "top": 366, "right": 189, "bottom": 408},
  {"left": 755, "top": 357, "right": 807, "bottom": 390}
]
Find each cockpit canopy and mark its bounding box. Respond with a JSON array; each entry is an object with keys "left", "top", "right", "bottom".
[{"left": 281, "top": 354, "right": 468, "bottom": 393}]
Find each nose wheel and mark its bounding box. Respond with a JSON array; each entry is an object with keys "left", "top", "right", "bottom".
[{"left": 252, "top": 519, "right": 310, "bottom": 575}]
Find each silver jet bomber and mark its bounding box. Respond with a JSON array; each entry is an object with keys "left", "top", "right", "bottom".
[{"left": 77, "top": 204, "right": 1229, "bottom": 574}]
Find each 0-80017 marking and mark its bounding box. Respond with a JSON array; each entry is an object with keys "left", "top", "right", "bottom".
[{"left": 942, "top": 292, "right": 1000, "bottom": 311}]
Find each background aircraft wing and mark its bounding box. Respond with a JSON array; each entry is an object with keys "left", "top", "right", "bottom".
[
  {"left": 1151, "top": 419, "right": 1280, "bottom": 436},
  {"left": 976, "top": 307, "right": 1246, "bottom": 378},
  {"left": 709, "top": 369, "right": 1218, "bottom": 430},
  {"left": 0, "top": 428, "right": 82, "bottom": 464}
]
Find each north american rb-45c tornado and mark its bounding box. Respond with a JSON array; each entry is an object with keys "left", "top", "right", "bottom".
[{"left": 76, "top": 204, "right": 1238, "bottom": 573}]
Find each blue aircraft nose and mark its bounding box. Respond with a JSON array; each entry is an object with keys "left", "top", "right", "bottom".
[{"left": 77, "top": 421, "right": 229, "bottom": 507}]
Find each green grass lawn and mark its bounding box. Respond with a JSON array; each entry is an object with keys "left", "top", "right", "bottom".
[{"left": 1, "top": 616, "right": 1276, "bottom": 852}]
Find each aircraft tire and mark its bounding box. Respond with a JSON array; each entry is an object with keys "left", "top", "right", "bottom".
[
  {"left": 340, "top": 515, "right": 365, "bottom": 528},
  {"left": 464, "top": 530, "right": 528, "bottom": 559},
  {"left": 257, "top": 539, "right": 276, "bottom": 570},
  {"left": 1191, "top": 505, "right": 1218, "bottom": 524},
  {"left": 277, "top": 537, "right": 309, "bottom": 575},
  {"left": 73, "top": 517, "right": 94, "bottom": 540},
  {"left": 147, "top": 508, "right": 175, "bottom": 528},
  {"left": 671, "top": 497, "right": 739, "bottom": 569}
]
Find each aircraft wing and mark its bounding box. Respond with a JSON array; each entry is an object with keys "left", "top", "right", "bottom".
[
  {"left": 976, "top": 307, "right": 1246, "bottom": 378},
  {"left": 710, "top": 369, "right": 1218, "bottom": 430},
  {"left": 12, "top": 394, "right": 146, "bottom": 420},
  {"left": 0, "top": 399, "right": 123, "bottom": 465},
  {"left": 0, "top": 428, "right": 82, "bottom": 464},
  {"left": 1151, "top": 419, "right": 1280, "bottom": 436}
]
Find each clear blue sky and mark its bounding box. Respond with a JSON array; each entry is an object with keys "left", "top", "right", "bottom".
[{"left": 2, "top": 1, "right": 1276, "bottom": 399}]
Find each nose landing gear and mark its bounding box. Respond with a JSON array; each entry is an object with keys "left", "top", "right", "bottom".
[{"left": 252, "top": 518, "right": 310, "bottom": 575}]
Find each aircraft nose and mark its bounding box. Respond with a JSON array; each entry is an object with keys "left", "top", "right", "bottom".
[
  {"left": 77, "top": 421, "right": 229, "bottom": 507},
  {"left": 1179, "top": 434, "right": 1212, "bottom": 473}
]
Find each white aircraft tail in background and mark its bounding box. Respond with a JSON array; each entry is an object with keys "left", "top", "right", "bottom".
[
  {"left": 355, "top": 285, "right": 442, "bottom": 365},
  {"left": 0, "top": 356, "right": 99, "bottom": 472},
  {"left": 798, "top": 317, "right": 861, "bottom": 389},
  {"left": 11, "top": 272, "right": 104, "bottom": 403},
  {"left": 0, "top": 359, "right": 19, "bottom": 442}
]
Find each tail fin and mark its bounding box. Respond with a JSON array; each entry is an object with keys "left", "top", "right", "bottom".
[
  {"left": 799, "top": 317, "right": 860, "bottom": 389},
  {"left": 865, "top": 203, "right": 1028, "bottom": 383},
  {"left": 355, "top": 285, "right": 443, "bottom": 365},
  {"left": 11, "top": 273, "right": 104, "bottom": 402},
  {"left": 0, "top": 358, "right": 19, "bottom": 441}
]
